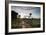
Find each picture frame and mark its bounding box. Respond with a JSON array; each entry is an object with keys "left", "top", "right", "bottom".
[{"left": 5, "top": 0, "right": 45, "bottom": 35}]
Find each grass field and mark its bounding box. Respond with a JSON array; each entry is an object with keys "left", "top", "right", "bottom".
[{"left": 11, "top": 18, "right": 40, "bottom": 29}]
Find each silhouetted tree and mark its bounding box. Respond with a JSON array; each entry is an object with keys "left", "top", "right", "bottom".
[
  {"left": 29, "top": 13, "right": 32, "bottom": 16},
  {"left": 11, "top": 10, "right": 18, "bottom": 20},
  {"left": 28, "top": 13, "right": 32, "bottom": 18}
]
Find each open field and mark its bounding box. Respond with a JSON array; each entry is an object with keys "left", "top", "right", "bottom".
[{"left": 11, "top": 18, "right": 40, "bottom": 29}]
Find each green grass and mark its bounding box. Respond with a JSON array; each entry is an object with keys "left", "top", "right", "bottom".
[
  {"left": 11, "top": 18, "right": 40, "bottom": 29},
  {"left": 31, "top": 18, "right": 40, "bottom": 28}
]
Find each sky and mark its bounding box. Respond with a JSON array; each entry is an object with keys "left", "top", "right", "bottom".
[{"left": 11, "top": 6, "right": 40, "bottom": 18}]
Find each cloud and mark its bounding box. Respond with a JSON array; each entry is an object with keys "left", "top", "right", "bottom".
[{"left": 11, "top": 6, "right": 40, "bottom": 18}]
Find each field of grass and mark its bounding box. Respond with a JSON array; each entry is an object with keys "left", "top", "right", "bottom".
[
  {"left": 11, "top": 18, "right": 40, "bottom": 29},
  {"left": 31, "top": 18, "right": 40, "bottom": 28}
]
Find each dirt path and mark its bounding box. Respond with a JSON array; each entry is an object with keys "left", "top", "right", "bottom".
[
  {"left": 19, "top": 20, "right": 31, "bottom": 28},
  {"left": 22, "top": 21, "right": 26, "bottom": 28}
]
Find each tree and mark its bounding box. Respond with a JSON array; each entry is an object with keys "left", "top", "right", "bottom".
[
  {"left": 29, "top": 13, "right": 32, "bottom": 18},
  {"left": 29, "top": 13, "right": 32, "bottom": 16},
  {"left": 17, "top": 15, "right": 21, "bottom": 18}
]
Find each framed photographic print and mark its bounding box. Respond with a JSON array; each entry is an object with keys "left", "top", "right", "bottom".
[{"left": 5, "top": 0, "right": 45, "bottom": 35}]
